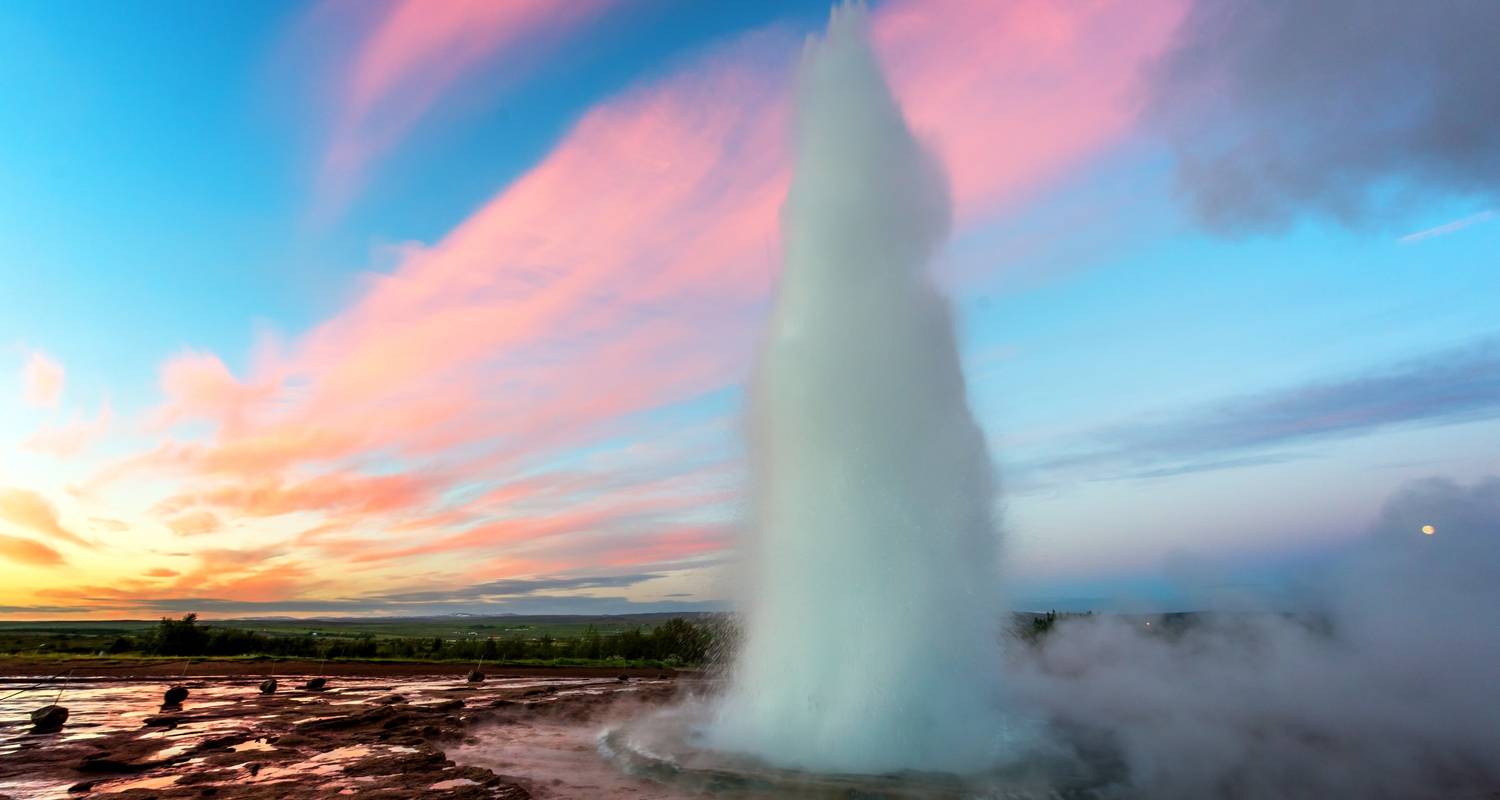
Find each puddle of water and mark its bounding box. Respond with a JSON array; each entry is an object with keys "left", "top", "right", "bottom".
[
  {"left": 97, "top": 774, "right": 181, "bottom": 793},
  {"left": 453, "top": 718, "right": 704, "bottom": 800},
  {"left": 1, "top": 672, "right": 665, "bottom": 800},
  {"left": 431, "top": 777, "right": 481, "bottom": 790}
]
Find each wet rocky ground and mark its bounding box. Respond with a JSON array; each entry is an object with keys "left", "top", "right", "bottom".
[{"left": 0, "top": 668, "right": 681, "bottom": 799}]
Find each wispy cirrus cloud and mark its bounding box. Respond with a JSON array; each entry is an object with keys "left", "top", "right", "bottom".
[
  {"left": 21, "top": 351, "right": 64, "bottom": 408},
  {"left": 1399, "top": 209, "right": 1496, "bottom": 244},
  {"left": 25, "top": 398, "right": 111, "bottom": 457},
  {"left": 1025, "top": 336, "right": 1500, "bottom": 483},
  {"left": 0, "top": 487, "right": 91, "bottom": 549},
  {"left": 302, "top": 0, "right": 614, "bottom": 217}
]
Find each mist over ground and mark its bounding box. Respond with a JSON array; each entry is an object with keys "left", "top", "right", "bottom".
[{"left": 1006, "top": 476, "right": 1500, "bottom": 799}]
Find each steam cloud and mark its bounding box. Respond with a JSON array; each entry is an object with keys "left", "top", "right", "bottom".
[
  {"left": 707, "top": 6, "right": 1012, "bottom": 774},
  {"left": 1149, "top": 0, "right": 1500, "bottom": 232},
  {"left": 1009, "top": 476, "right": 1500, "bottom": 798}
]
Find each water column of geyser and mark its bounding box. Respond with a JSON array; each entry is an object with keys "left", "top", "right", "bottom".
[{"left": 707, "top": 6, "right": 1009, "bottom": 775}]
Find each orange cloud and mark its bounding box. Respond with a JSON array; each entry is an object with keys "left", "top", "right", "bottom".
[
  {"left": 21, "top": 351, "right": 64, "bottom": 408},
  {"left": 165, "top": 510, "right": 222, "bottom": 537},
  {"left": 144, "top": 567, "right": 180, "bottom": 579},
  {"left": 196, "top": 471, "right": 431, "bottom": 518},
  {"left": 0, "top": 487, "right": 91, "bottom": 549},
  {"left": 36, "top": 551, "right": 322, "bottom": 608},
  {"left": 0, "top": 534, "right": 64, "bottom": 567},
  {"left": 25, "top": 398, "right": 112, "bottom": 457}
]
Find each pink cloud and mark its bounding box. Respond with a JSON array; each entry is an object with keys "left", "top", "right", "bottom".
[
  {"left": 155, "top": 351, "right": 277, "bottom": 434},
  {"left": 21, "top": 351, "right": 64, "bottom": 408},
  {"left": 310, "top": 0, "right": 614, "bottom": 216},
  {"left": 873, "top": 0, "right": 1188, "bottom": 219},
  {"left": 67, "top": 0, "right": 1185, "bottom": 615}
]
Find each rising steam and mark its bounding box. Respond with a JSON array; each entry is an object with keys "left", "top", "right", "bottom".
[{"left": 1008, "top": 476, "right": 1500, "bottom": 798}]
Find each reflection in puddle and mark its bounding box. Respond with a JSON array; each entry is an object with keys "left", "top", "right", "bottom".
[
  {"left": 430, "top": 777, "right": 481, "bottom": 790},
  {"left": 97, "top": 774, "right": 181, "bottom": 793}
]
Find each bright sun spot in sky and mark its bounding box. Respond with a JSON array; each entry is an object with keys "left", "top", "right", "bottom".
[{"left": 1422, "top": 525, "right": 1436, "bottom": 535}]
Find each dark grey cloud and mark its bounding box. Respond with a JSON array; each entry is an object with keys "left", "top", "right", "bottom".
[
  {"left": 17, "top": 572, "right": 713, "bottom": 618},
  {"left": 1025, "top": 337, "right": 1500, "bottom": 482},
  {"left": 370, "top": 573, "right": 661, "bottom": 604},
  {"left": 1148, "top": 0, "right": 1500, "bottom": 232},
  {"left": 127, "top": 594, "right": 719, "bottom": 618},
  {"left": 0, "top": 605, "right": 86, "bottom": 614}
]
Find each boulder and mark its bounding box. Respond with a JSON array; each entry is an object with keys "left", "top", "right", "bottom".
[
  {"left": 302, "top": 677, "right": 327, "bottom": 691},
  {"left": 466, "top": 670, "right": 485, "bottom": 683},
  {"left": 258, "top": 678, "right": 278, "bottom": 695},
  {"left": 30, "top": 704, "right": 68, "bottom": 733},
  {"left": 163, "top": 685, "right": 189, "bottom": 706}
]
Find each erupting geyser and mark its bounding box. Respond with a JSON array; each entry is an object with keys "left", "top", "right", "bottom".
[{"left": 706, "top": 6, "right": 1010, "bottom": 774}]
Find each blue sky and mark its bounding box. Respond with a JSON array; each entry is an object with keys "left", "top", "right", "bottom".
[{"left": 0, "top": 0, "right": 1495, "bottom": 616}]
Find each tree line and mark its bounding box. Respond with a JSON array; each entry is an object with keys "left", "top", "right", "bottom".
[{"left": 100, "top": 614, "right": 718, "bottom": 666}]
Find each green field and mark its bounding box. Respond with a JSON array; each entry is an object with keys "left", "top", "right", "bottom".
[{"left": 0, "top": 613, "right": 722, "bottom": 667}]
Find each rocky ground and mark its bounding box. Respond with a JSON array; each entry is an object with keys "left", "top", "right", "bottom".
[{"left": 0, "top": 670, "right": 682, "bottom": 799}]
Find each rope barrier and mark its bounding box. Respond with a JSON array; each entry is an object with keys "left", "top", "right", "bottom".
[{"left": 0, "top": 659, "right": 197, "bottom": 703}]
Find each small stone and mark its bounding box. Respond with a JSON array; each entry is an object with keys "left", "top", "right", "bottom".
[
  {"left": 164, "top": 685, "right": 190, "bottom": 706},
  {"left": 258, "top": 678, "right": 277, "bottom": 695},
  {"left": 303, "top": 677, "right": 327, "bottom": 691},
  {"left": 466, "top": 669, "right": 485, "bottom": 683}
]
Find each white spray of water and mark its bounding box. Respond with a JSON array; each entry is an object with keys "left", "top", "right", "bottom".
[{"left": 706, "top": 6, "right": 1011, "bottom": 774}]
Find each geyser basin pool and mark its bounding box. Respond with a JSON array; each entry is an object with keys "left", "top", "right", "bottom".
[
  {"left": 703, "top": 4, "right": 1018, "bottom": 775},
  {"left": 601, "top": 704, "right": 1110, "bottom": 799}
]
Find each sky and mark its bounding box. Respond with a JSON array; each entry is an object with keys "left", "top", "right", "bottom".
[{"left": 0, "top": 0, "right": 1496, "bottom": 618}]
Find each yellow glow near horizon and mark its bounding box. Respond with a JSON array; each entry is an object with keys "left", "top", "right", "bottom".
[{"left": 1422, "top": 524, "right": 1436, "bottom": 535}]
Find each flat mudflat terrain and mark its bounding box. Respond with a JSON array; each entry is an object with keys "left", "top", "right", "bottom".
[
  {"left": 0, "top": 667, "right": 686, "bottom": 799},
  {"left": 0, "top": 656, "right": 680, "bottom": 679}
]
